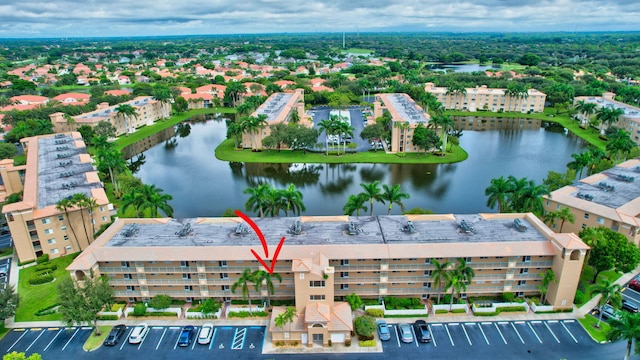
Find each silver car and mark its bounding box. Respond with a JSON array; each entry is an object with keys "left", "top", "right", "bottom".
[{"left": 398, "top": 323, "right": 414, "bottom": 343}]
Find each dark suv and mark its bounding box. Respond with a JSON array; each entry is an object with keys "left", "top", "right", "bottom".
[
  {"left": 103, "top": 324, "right": 126, "bottom": 346},
  {"left": 413, "top": 320, "right": 432, "bottom": 343}
]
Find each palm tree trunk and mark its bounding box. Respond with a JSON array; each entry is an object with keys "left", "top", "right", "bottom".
[
  {"left": 78, "top": 205, "right": 90, "bottom": 245},
  {"left": 65, "top": 210, "right": 82, "bottom": 252},
  {"left": 449, "top": 287, "right": 455, "bottom": 311},
  {"left": 369, "top": 199, "right": 374, "bottom": 216},
  {"left": 247, "top": 292, "right": 253, "bottom": 316}
]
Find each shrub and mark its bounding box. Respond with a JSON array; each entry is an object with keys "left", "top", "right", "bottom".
[
  {"left": 270, "top": 299, "right": 296, "bottom": 307},
  {"left": 133, "top": 303, "right": 147, "bottom": 316},
  {"left": 451, "top": 308, "right": 466, "bottom": 314},
  {"left": 200, "top": 298, "right": 221, "bottom": 314},
  {"left": 142, "top": 312, "right": 177, "bottom": 317},
  {"left": 359, "top": 339, "right": 377, "bottom": 347},
  {"left": 574, "top": 290, "right": 586, "bottom": 305},
  {"left": 346, "top": 293, "right": 363, "bottom": 310},
  {"left": 29, "top": 274, "right": 54, "bottom": 285},
  {"left": 275, "top": 341, "right": 284, "bottom": 346},
  {"left": 345, "top": 339, "right": 351, "bottom": 347},
  {"left": 227, "top": 311, "right": 268, "bottom": 318},
  {"left": 36, "top": 254, "right": 49, "bottom": 264},
  {"left": 501, "top": 292, "right": 515, "bottom": 303},
  {"left": 149, "top": 295, "right": 172, "bottom": 310},
  {"left": 355, "top": 315, "right": 376, "bottom": 339},
  {"left": 171, "top": 299, "right": 187, "bottom": 306},
  {"left": 328, "top": 340, "right": 332, "bottom": 347},
  {"left": 475, "top": 311, "right": 499, "bottom": 316},
  {"left": 34, "top": 263, "right": 57, "bottom": 272},
  {"left": 384, "top": 296, "right": 423, "bottom": 310},
  {"left": 435, "top": 309, "right": 449, "bottom": 314},
  {"left": 111, "top": 303, "right": 126, "bottom": 312},
  {"left": 442, "top": 294, "right": 452, "bottom": 305},
  {"left": 98, "top": 315, "right": 119, "bottom": 320},
  {"left": 35, "top": 303, "right": 59, "bottom": 316},
  {"left": 361, "top": 299, "right": 380, "bottom": 306},
  {"left": 497, "top": 306, "right": 526, "bottom": 313},
  {"left": 365, "top": 309, "right": 384, "bottom": 317}
]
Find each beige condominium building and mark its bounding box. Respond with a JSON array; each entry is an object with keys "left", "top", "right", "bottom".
[
  {"left": 574, "top": 94, "right": 640, "bottom": 145},
  {"left": 373, "top": 93, "right": 431, "bottom": 153},
  {"left": 49, "top": 96, "right": 168, "bottom": 137},
  {"left": 544, "top": 157, "right": 640, "bottom": 246},
  {"left": 424, "top": 83, "right": 546, "bottom": 113},
  {"left": 68, "top": 213, "right": 586, "bottom": 327},
  {"left": 1, "top": 133, "right": 113, "bottom": 262},
  {"left": 242, "top": 89, "right": 308, "bottom": 150}
]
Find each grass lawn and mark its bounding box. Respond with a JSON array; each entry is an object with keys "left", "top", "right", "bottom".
[
  {"left": 14, "top": 253, "right": 77, "bottom": 322},
  {"left": 342, "top": 48, "right": 373, "bottom": 55},
  {"left": 215, "top": 138, "right": 468, "bottom": 164},
  {"left": 574, "top": 266, "right": 623, "bottom": 307},
  {"left": 578, "top": 315, "right": 610, "bottom": 343},
  {"left": 112, "top": 107, "right": 236, "bottom": 151},
  {"left": 83, "top": 326, "right": 111, "bottom": 351}
]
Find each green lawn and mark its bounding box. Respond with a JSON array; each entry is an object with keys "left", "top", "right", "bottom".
[
  {"left": 215, "top": 138, "right": 468, "bottom": 164},
  {"left": 342, "top": 48, "right": 373, "bottom": 55},
  {"left": 14, "top": 254, "right": 77, "bottom": 322},
  {"left": 574, "top": 266, "right": 623, "bottom": 307},
  {"left": 83, "top": 326, "right": 111, "bottom": 351},
  {"left": 578, "top": 315, "right": 610, "bottom": 342}
]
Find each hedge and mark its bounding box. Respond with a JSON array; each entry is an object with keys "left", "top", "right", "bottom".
[
  {"left": 435, "top": 309, "right": 449, "bottom": 314},
  {"left": 383, "top": 297, "right": 423, "bottom": 310},
  {"left": 365, "top": 309, "right": 384, "bottom": 317},
  {"left": 131, "top": 312, "right": 178, "bottom": 317},
  {"left": 35, "top": 303, "right": 59, "bottom": 316},
  {"left": 29, "top": 274, "right": 54, "bottom": 285},
  {"left": 98, "top": 315, "right": 119, "bottom": 320},
  {"left": 227, "top": 311, "right": 268, "bottom": 318},
  {"left": 359, "top": 340, "right": 377, "bottom": 347},
  {"left": 36, "top": 254, "right": 49, "bottom": 265},
  {"left": 451, "top": 308, "right": 466, "bottom": 314},
  {"left": 34, "top": 263, "right": 57, "bottom": 272}
]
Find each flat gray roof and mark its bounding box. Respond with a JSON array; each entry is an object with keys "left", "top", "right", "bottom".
[
  {"left": 37, "top": 134, "right": 100, "bottom": 209},
  {"left": 254, "top": 93, "right": 293, "bottom": 122},
  {"left": 386, "top": 93, "right": 429, "bottom": 124},
  {"left": 105, "top": 215, "right": 547, "bottom": 248},
  {"left": 78, "top": 96, "right": 153, "bottom": 120},
  {"left": 582, "top": 97, "right": 640, "bottom": 119},
  {"left": 571, "top": 165, "right": 640, "bottom": 208}
]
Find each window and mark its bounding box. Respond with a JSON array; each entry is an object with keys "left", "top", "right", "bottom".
[
  {"left": 60, "top": 225, "right": 67, "bottom": 231},
  {"left": 44, "top": 229, "right": 53, "bottom": 235},
  {"left": 340, "top": 284, "right": 349, "bottom": 290},
  {"left": 424, "top": 258, "right": 431, "bottom": 264},
  {"left": 584, "top": 213, "right": 590, "bottom": 219},
  {"left": 309, "top": 281, "right": 325, "bottom": 288},
  {"left": 518, "top": 280, "right": 526, "bottom": 286},
  {"left": 41, "top": 218, "right": 51, "bottom": 225},
  {"left": 520, "top": 268, "right": 529, "bottom": 274},
  {"left": 221, "top": 285, "right": 229, "bottom": 291},
  {"left": 582, "top": 224, "right": 587, "bottom": 229},
  {"left": 184, "top": 286, "right": 193, "bottom": 291},
  {"left": 219, "top": 261, "right": 227, "bottom": 267},
  {"left": 341, "top": 272, "right": 349, "bottom": 278},
  {"left": 183, "top": 274, "right": 191, "bottom": 280},
  {"left": 47, "top": 238, "right": 56, "bottom": 245},
  {"left": 423, "top": 282, "right": 431, "bottom": 288},
  {"left": 341, "top": 260, "right": 349, "bottom": 266},
  {"left": 522, "top": 256, "right": 531, "bottom": 262},
  {"left": 58, "top": 215, "right": 64, "bottom": 221},
  {"left": 126, "top": 286, "right": 135, "bottom": 291},
  {"left": 596, "top": 217, "right": 605, "bottom": 224},
  {"left": 63, "top": 235, "right": 69, "bottom": 241},
  {"left": 180, "top": 261, "right": 189, "bottom": 267},
  {"left": 545, "top": 200, "right": 550, "bottom": 206},
  {"left": 100, "top": 206, "right": 105, "bottom": 212},
  {"left": 424, "top": 270, "right": 431, "bottom": 276},
  {"left": 299, "top": 273, "right": 304, "bottom": 280},
  {"left": 220, "top": 273, "right": 228, "bottom": 279},
  {"left": 556, "top": 204, "right": 561, "bottom": 210},
  {"left": 65, "top": 245, "right": 72, "bottom": 251},
  {"left": 309, "top": 295, "right": 325, "bottom": 301},
  {"left": 102, "top": 216, "right": 107, "bottom": 222},
  {"left": 121, "top": 261, "right": 130, "bottom": 268},
  {"left": 50, "top": 248, "right": 59, "bottom": 254},
  {"left": 464, "top": 257, "right": 472, "bottom": 262},
  {"left": 124, "top": 274, "right": 133, "bottom": 279}
]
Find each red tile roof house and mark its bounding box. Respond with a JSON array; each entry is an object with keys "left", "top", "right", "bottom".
[
  {"left": 0, "top": 81, "right": 12, "bottom": 89},
  {"left": 10, "top": 95, "right": 49, "bottom": 106},
  {"left": 73, "top": 63, "right": 92, "bottom": 75},
  {"left": 104, "top": 89, "right": 132, "bottom": 97},
  {"left": 181, "top": 93, "right": 214, "bottom": 109},
  {"left": 52, "top": 93, "right": 91, "bottom": 106},
  {"left": 196, "top": 84, "right": 226, "bottom": 99}
]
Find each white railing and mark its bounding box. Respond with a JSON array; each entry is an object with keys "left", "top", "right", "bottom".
[
  {"left": 185, "top": 309, "right": 222, "bottom": 319},
  {"left": 364, "top": 302, "right": 429, "bottom": 316},
  {"left": 432, "top": 303, "right": 470, "bottom": 314},
  {"left": 471, "top": 302, "right": 529, "bottom": 314},
  {"left": 530, "top": 302, "right": 555, "bottom": 313}
]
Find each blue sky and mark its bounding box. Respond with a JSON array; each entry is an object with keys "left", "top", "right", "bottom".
[{"left": 0, "top": 0, "right": 638, "bottom": 38}]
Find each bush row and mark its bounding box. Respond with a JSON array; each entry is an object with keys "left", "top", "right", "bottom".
[
  {"left": 130, "top": 312, "right": 178, "bottom": 317},
  {"left": 359, "top": 340, "right": 376, "bottom": 347},
  {"left": 98, "top": 315, "right": 119, "bottom": 320},
  {"left": 35, "top": 303, "right": 59, "bottom": 316},
  {"left": 383, "top": 297, "right": 423, "bottom": 310},
  {"left": 29, "top": 273, "right": 54, "bottom": 285},
  {"left": 365, "top": 309, "right": 384, "bottom": 317},
  {"left": 227, "top": 311, "right": 268, "bottom": 318}
]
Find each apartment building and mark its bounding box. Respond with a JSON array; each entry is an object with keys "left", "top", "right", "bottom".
[
  {"left": 424, "top": 83, "right": 546, "bottom": 113},
  {"left": 1, "top": 133, "right": 113, "bottom": 262},
  {"left": 454, "top": 116, "right": 542, "bottom": 131},
  {"left": 574, "top": 94, "right": 640, "bottom": 145},
  {"left": 543, "top": 157, "right": 640, "bottom": 246},
  {"left": 67, "top": 213, "right": 586, "bottom": 313},
  {"left": 373, "top": 93, "right": 431, "bottom": 153},
  {"left": 241, "top": 89, "right": 308, "bottom": 150},
  {"left": 49, "top": 96, "right": 168, "bottom": 137}
]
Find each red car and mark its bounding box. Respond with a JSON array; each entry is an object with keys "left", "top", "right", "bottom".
[{"left": 629, "top": 279, "right": 640, "bottom": 292}]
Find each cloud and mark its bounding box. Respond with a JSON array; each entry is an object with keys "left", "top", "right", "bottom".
[{"left": 0, "top": 0, "right": 637, "bottom": 37}]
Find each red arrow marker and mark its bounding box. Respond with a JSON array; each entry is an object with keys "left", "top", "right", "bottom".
[{"left": 235, "top": 210, "right": 286, "bottom": 274}]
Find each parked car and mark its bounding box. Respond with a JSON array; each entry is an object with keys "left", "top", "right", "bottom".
[
  {"left": 128, "top": 323, "right": 149, "bottom": 344},
  {"left": 376, "top": 320, "right": 391, "bottom": 341},
  {"left": 594, "top": 304, "right": 619, "bottom": 320},
  {"left": 629, "top": 279, "right": 640, "bottom": 292},
  {"left": 178, "top": 325, "right": 195, "bottom": 347},
  {"left": 398, "top": 323, "right": 414, "bottom": 343},
  {"left": 104, "top": 324, "right": 126, "bottom": 346},
  {"left": 0, "top": 264, "right": 8, "bottom": 278},
  {"left": 413, "top": 320, "right": 432, "bottom": 343},
  {"left": 198, "top": 323, "right": 214, "bottom": 345},
  {"left": 621, "top": 300, "right": 639, "bottom": 313}
]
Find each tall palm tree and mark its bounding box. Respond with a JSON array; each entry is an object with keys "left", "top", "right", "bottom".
[
  {"left": 121, "top": 189, "right": 142, "bottom": 217},
  {"left": 393, "top": 121, "right": 411, "bottom": 153},
  {"left": 360, "top": 181, "right": 384, "bottom": 216},
  {"left": 538, "top": 269, "right": 556, "bottom": 304},
  {"left": 253, "top": 114, "right": 269, "bottom": 150},
  {"left": 335, "top": 120, "right": 355, "bottom": 155},
  {"left": 71, "top": 193, "right": 92, "bottom": 244},
  {"left": 254, "top": 270, "right": 282, "bottom": 308},
  {"left": 485, "top": 176, "right": 511, "bottom": 213},
  {"left": 547, "top": 207, "right": 575, "bottom": 232},
  {"left": 231, "top": 268, "right": 258, "bottom": 316},
  {"left": 317, "top": 119, "right": 336, "bottom": 156},
  {"left": 445, "top": 84, "right": 467, "bottom": 109},
  {"left": 432, "top": 115, "right": 455, "bottom": 152},
  {"left": 431, "top": 259, "right": 452, "bottom": 304},
  {"left": 592, "top": 279, "right": 623, "bottom": 328},
  {"left": 567, "top": 151, "right": 592, "bottom": 179},
  {"left": 152, "top": 86, "right": 173, "bottom": 120},
  {"left": 381, "top": 184, "right": 410, "bottom": 215},
  {"left": 136, "top": 184, "right": 174, "bottom": 218},
  {"left": 244, "top": 183, "right": 273, "bottom": 218},
  {"left": 606, "top": 312, "right": 640, "bottom": 360},
  {"left": 343, "top": 194, "right": 368, "bottom": 216},
  {"left": 84, "top": 197, "right": 99, "bottom": 237},
  {"left": 280, "top": 184, "right": 305, "bottom": 217},
  {"left": 519, "top": 180, "right": 551, "bottom": 214},
  {"left": 574, "top": 100, "right": 598, "bottom": 127},
  {"left": 595, "top": 107, "right": 625, "bottom": 135},
  {"left": 446, "top": 258, "right": 475, "bottom": 311},
  {"left": 55, "top": 198, "right": 82, "bottom": 252},
  {"left": 275, "top": 306, "right": 298, "bottom": 334},
  {"left": 115, "top": 104, "right": 139, "bottom": 135},
  {"left": 95, "top": 148, "right": 127, "bottom": 194}
]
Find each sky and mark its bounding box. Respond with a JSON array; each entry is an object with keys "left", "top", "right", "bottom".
[{"left": 0, "top": 0, "right": 639, "bottom": 38}]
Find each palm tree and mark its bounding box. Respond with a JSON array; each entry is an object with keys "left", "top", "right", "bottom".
[
  {"left": 360, "top": 181, "right": 384, "bottom": 216},
  {"left": 343, "top": 194, "right": 368, "bottom": 216},
  {"left": 393, "top": 121, "right": 411, "bottom": 153},
  {"left": 84, "top": 197, "right": 99, "bottom": 237},
  {"left": 595, "top": 107, "right": 625, "bottom": 135},
  {"left": 254, "top": 270, "right": 282, "bottom": 308},
  {"left": 606, "top": 312, "right": 640, "bottom": 360},
  {"left": 431, "top": 115, "right": 455, "bottom": 152},
  {"left": 136, "top": 184, "right": 174, "bottom": 218},
  {"left": 244, "top": 183, "right": 273, "bottom": 218},
  {"left": 95, "top": 148, "right": 127, "bottom": 194},
  {"left": 55, "top": 197, "right": 82, "bottom": 252},
  {"left": 71, "top": 193, "right": 92, "bottom": 244},
  {"left": 275, "top": 306, "right": 298, "bottom": 335},
  {"left": 115, "top": 104, "right": 139, "bottom": 135},
  {"left": 519, "top": 180, "right": 551, "bottom": 214},
  {"left": 574, "top": 100, "right": 598, "bottom": 127},
  {"left": 121, "top": 189, "right": 142, "bottom": 217},
  {"left": 317, "top": 119, "right": 336, "bottom": 156},
  {"left": 567, "top": 151, "right": 592, "bottom": 179},
  {"left": 380, "top": 184, "right": 410, "bottom": 215},
  {"left": 280, "top": 184, "right": 305, "bottom": 217},
  {"left": 446, "top": 258, "right": 475, "bottom": 311},
  {"left": 152, "top": 86, "right": 173, "bottom": 119},
  {"left": 538, "top": 269, "right": 556, "bottom": 304},
  {"left": 543, "top": 207, "right": 575, "bottom": 232},
  {"left": 336, "top": 121, "right": 355, "bottom": 155},
  {"left": 485, "top": 176, "right": 511, "bottom": 213},
  {"left": 431, "top": 259, "right": 452, "bottom": 304},
  {"left": 231, "top": 268, "right": 258, "bottom": 316},
  {"left": 289, "top": 110, "right": 300, "bottom": 124},
  {"left": 592, "top": 279, "right": 623, "bottom": 328},
  {"left": 445, "top": 84, "right": 467, "bottom": 109}
]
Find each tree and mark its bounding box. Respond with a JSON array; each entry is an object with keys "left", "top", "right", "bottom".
[
  {"left": 446, "top": 258, "right": 475, "bottom": 310},
  {"left": 55, "top": 197, "right": 82, "bottom": 252},
  {"left": 595, "top": 107, "right": 624, "bottom": 135},
  {"left": 153, "top": 85, "right": 173, "bottom": 119},
  {"left": 136, "top": 184, "right": 174, "bottom": 218},
  {"left": 606, "top": 312, "right": 640, "bottom": 360},
  {"left": 173, "top": 96, "right": 189, "bottom": 114},
  {"left": 3, "top": 352, "right": 43, "bottom": 360},
  {"left": 431, "top": 259, "right": 452, "bottom": 304},
  {"left": 485, "top": 176, "right": 511, "bottom": 213},
  {"left": 429, "top": 115, "right": 455, "bottom": 152},
  {"left": 93, "top": 121, "right": 117, "bottom": 138},
  {"left": 95, "top": 147, "right": 127, "bottom": 194},
  {"left": 231, "top": 268, "right": 258, "bottom": 316},
  {"left": 279, "top": 184, "right": 305, "bottom": 216},
  {"left": 0, "top": 143, "right": 17, "bottom": 160},
  {"left": 343, "top": 193, "right": 368, "bottom": 216},
  {"left": 317, "top": 118, "right": 337, "bottom": 156},
  {"left": 254, "top": 270, "right": 282, "bottom": 308},
  {"left": 359, "top": 181, "right": 384, "bottom": 216},
  {"left": 591, "top": 279, "right": 623, "bottom": 328},
  {"left": 589, "top": 245, "right": 616, "bottom": 283},
  {"left": 200, "top": 298, "right": 222, "bottom": 315},
  {"left": 149, "top": 294, "right": 172, "bottom": 310},
  {"left": 58, "top": 275, "right": 114, "bottom": 335},
  {"left": 394, "top": 121, "right": 411, "bottom": 153},
  {"left": 244, "top": 183, "right": 273, "bottom": 218},
  {"left": 71, "top": 193, "right": 93, "bottom": 243},
  {"left": 360, "top": 123, "right": 384, "bottom": 152},
  {"left": 115, "top": 104, "right": 139, "bottom": 135},
  {"left": 412, "top": 123, "right": 440, "bottom": 154},
  {"left": 543, "top": 207, "right": 575, "bottom": 232},
  {"left": 380, "top": 184, "right": 410, "bottom": 215},
  {"left": 518, "top": 53, "right": 540, "bottom": 66},
  {"left": 0, "top": 285, "right": 19, "bottom": 320},
  {"left": 121, "top": 189, "right": 142, "bottom": 217},
  {"left": 275, "top": 306, "right": 297, "bottom": 334},
  {"left": 574, "top": 100, "right": 598, "bottom": 127},
  {"left": 345, "top": 293, "right": 363, "bottom": 310},
  {"left": 606, "top": 129, "right": 636, "bottom": 163},
  {"left": 543, "top": 169, "right": 576, "bottom": 191},
  {"left": 538, "top": 269, "right": 556, "bottom": 304}
]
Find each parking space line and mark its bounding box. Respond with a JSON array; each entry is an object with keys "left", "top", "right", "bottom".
[
  {"left": 510, "top": 323, "right": 524, "bottom": 344},
  {"left": 137, "top": 329, "right": 149, "bottom": 350},
  {"left": 477, "top": 323, "right": 490, "bottom": 345},
  {"left": 192, "top": 328, "right": 199, "bottom": 350},
  {"left": 25, "top": 329, "right": 45, "bottom": 352},
  {"left": 444, "top": 324, "right": 455, "bottom": 346},
  {"left": 428, "top": 325, "right": 437, "bottom": 347},
  {"left": 209, "top": 328, "right": 217, "bottom": 350},
  {"left": 564, "top": 320, "right": 575, "bottom": 323},
  {"left": 152, "top": 326, "right": 163, "bottom": 330},
  {"left": 62, "top": 327, "right": 80, "bottom": 351},
  {"left": 527, "top": 322, "right": 542, "bottom": 343},
  {"left": 156, "top": 328, "right": 167, "bottom": 350},
  {"left": 393, "top": 325, "right": 400, "bottom": 347},
  {"left": 494, "top": 323, "right": 507, "bottom": 344},
  {"left": 544, "top": 322, "right": 560, "bottom": 343},
  {"left": 461, "top": 323, "right": 472, "bottom": 345},
  {"left": 173, "top": 330, "right": 181, "bottom": 350},
  {"left": 548, "top": 320, "right": 558, "bottom": 323},
  {"left": 561, "top": 321, "right": 578, "bottom": 343},
  {"left": 410, "top": 325, "right": 418, "bottom": 347},
  {"left": 232, "top": 328, "right": 246, "bottom": 350},
  {"left": 120, "top": 328, "right": 133, "bottom": 350},
  {"left": 7, "top": 329, "right": 30, "bottom": 352},
  {"left": 44, "top": 328, "right": 63, "bottom": 352}
]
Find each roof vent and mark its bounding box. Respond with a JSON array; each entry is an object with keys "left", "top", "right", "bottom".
[
  {"left": 598, "top": 182, "right": 615, "bottom": 192},
  {"left": 577, "top": 192, "right": 594, "bottom": 201},
  {"left": 401, "top": 221, "right": 417, "bottom": 234},
  {"left": 54, "top": 134, "right": 65, "bottom": 139},
  {"left": 616, "top": 174, "right": 634, "bottom": 182},
  {"left": 122, "top": 224, "right": 139, "bottom": 237},
  {"left": 347, "top": 221, "right": 363, "bottom": 235},
  {"left": 514, "top": 219, "right": 528, "bottom": 232},
  {"left": 287, "top": 220, "right": 302, "bottom": 235},
  {"left": 175, "top": 223, "right": 193, "bottom": 237},
  {"left": 235, "top": 223, "right": 250, "bottom": 235},
  {"left": 459, "top": 220, "right": 474, "bottom": 234}
]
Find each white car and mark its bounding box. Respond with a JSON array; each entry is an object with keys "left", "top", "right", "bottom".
[
  {"left": 128, "top": 323, "right": 149, "bottom": 344},
  {"left": 198, "top": 323, "right": 214, "bottom": 344}
]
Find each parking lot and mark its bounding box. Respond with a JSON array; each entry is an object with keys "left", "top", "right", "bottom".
[
  {"left": 621, "top": 274, "right": 640, "bottom": 311},
  {"left": 0, "top": 257, "right": 10, "bottom": 289},
  {"left": 0, "top": 325, "right": 264, "bottom": 360},
  {"left": 381, "top": 319, "right": 594, "bottom": 359}
]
